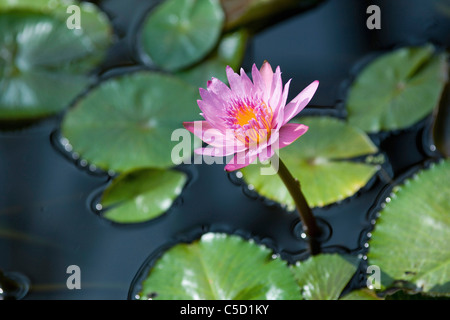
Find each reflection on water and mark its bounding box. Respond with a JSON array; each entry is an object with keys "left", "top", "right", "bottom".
[{"left": 0, "top": 0, "right": 448, "bottom": 299}]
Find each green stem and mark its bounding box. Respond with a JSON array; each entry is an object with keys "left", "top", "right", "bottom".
[{"left": 275, "top": 157, "right": 321, "bottom": 255}]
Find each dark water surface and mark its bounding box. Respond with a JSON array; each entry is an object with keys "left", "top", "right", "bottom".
[{"left": 0, "top": 0, "right": 448, "bottom": 299}]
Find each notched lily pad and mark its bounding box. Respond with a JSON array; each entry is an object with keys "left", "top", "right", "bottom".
[
  {"left": 61, "top": 71, "right": 201, "bottom": 172},
  {"left": 368, "top": 160, "right": 450, "bottom": 296},
  {"left": 137, "top": 233, "right": 302, "bottom": 300},
  {"left": 241, "top": 117, "right": 380, "bottom": 209},
  {"left": 0, "top": 1, "right": 112, "bottom": 120},
  {"left": 140, "top": 0, "right": 225, "bottom": 72},
  {"left": 346, "top": 45, "right": 448, "bottom": 133},
  {"left": 291, "top": 253, "right": 360, "bottom": 300},
  {"left": 100, "top": 168, "right": 187, "bottom": 224}
]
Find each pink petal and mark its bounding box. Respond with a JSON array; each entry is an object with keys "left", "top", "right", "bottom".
[
  {"left": 183, "top": 121, "right": 238, "bottom": 148},
  {"left": 197, "top": 99, "right": 226, "bottom": 131},
  {"left": 224, "top": 150, "right": 257, "bottom": 172},
  {"left": 251, "top": 64, "right": 264, "bottom": 95},
  {"left": 259, "top": 61, "right": 273, "bottom": 93},
  {"left": 268, "top": 67, "right": 283, "bottom": 112},
  {"left": 277, "top": 123, "right": 309, "bottom": 149},
  {"left": 207, "top": 77, "right": 233, "bottom": 101},
  {"left": 226, "top": 66, "right": 246, "bottom": 98},
  {"left": 272, "top": 79, "right": 291, "bottom": 129},
  {"left": 282, "top": 80, "right": 319, "bottom": 126},
  {"left": 239, "top": 68, "right": 254, "bottom": 94}
]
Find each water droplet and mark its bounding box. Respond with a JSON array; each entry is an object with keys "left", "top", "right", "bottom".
[
  {"left": 134, "top": 294, "right": 140, "bottom": 300},
  {"left": 72, "top": 152, "right": 80, "bottom": 160},
  {"left": 363, "top": 255, "right": 367, "bottom": 260},
  {"left": 236, "top": 171, "right": 243, "bottom": 179},
  {"left": 0, "top": 271, "right": 30, "bottom": 300},
  {"left": 95, "top": 204, "right": 102, "bottom": 211},
  {"left": 430, "top": 145, "right": 436, "bottom": 152},
  {"left": 89, "top": 164, "right": 97, "bottom": 172},
  {"left": 371, "top": 219, "right": 376, "bottom": 225},
  {"left": 108, "top": 170, "right": 115, "bottom": 176},
  {"left": 64, "top": 144, "right": 73, "bottom": 152},
  {"left": 381, "top": 203, "right": 386, "bottom": 209},
  {"left": 271, "top": 254, "right": 279, "bottom": 259},
  {"left": 247, "top": 184, "right": 254, "bottom": 191},
  {"left": 80, "top": 159, "right": 88, "bottom": 167},
  {"left": 364, "top": 243, "right": 369, "bottom": 248},
  {"left": 60, "top": 137, "right": 69, "bottom": 146},
  {"left": 367, "top": 232, "right": 372, "bottom": 238},
  {"left": 300, "top": 233, "right": 307, "bottom": 239},
  {"left": 357, "top": 254, "right": 363, "bottom": 259},
  {"left": 385, "top": 197, "right": 391, "bottom": 203}
]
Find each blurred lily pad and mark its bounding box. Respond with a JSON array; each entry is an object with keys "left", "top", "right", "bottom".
[
  {"left": 241, "top": 117, "right": 379, "bottom": 209},
  {"left": 368, "top": 160, "right": 450, "bottom": 296},
  {"left": 137, "top": 233, "right": 302, "bottom": 300},
  {"left": 0, "top": 3, "right": 112, "bottom": 120},
  {"left": 61, "top": 71, "right": 201, "bottom": 172},
  {"left": 0, "top": 0, "right": 112, "bottom": 51},
  {"left": 101, "top": 168, "right": 187, "bottom": 224},
  {"left": 220, "top": 0, "right": 325, "bottom": 32},
  {"left": 140, "top": 0, "right": 225, "bottom": 71},
  {"left": 346, "top": 45, "right": 448, "bottom": 133},
  {"left": 177, "top": 29, "right": 248, "bottom": 88},
  {"left": 291, "top": 253, "right": 360, "bottom": 300}
]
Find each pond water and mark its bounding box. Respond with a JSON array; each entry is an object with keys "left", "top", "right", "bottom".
[{"left": 0, "top": 0, "right": 448, "bottom": 299}]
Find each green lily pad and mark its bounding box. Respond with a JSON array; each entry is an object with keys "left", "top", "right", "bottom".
[
  {"left": 340, "top": 288, "right": 383, "bottom": 300},
  {"left": 177, "top": 29, "right": 249, "bottom": 88},
  {"left": 137, "top": 233, "right": 302, "bottom": 300},
  {"left": 291, "top": 253, "right": 360, "bottom": 300},
  {"left": 346, "top": 45, "right": 448, "bottom": 133},
  {"left": 368, "top": 160, "right": 450, "bottom": 296},
  {"left": 0, "top": 0, "right": 111, "bottom": 46},
  {"left": 241, "top": 117, "right": 379, "bottom": 209},
  {"left": 0, "top": 6, "right": 111, "bottom": 120},
  {"left": 140, "top": 0, "right": 225, "bottom": 72},
  {"left": 61, "top": 71, "right": 201, "bottom": 172},
  {"left": 101, "top": 169, "right": 187, "bottom": 224}
]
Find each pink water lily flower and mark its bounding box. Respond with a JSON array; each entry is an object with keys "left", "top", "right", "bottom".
[{"left": 183, "top": 61, "right": 319, "bottom": 171}]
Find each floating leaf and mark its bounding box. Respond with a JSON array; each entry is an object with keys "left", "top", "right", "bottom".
[
  {"left": 290, "top": 253, "right": 360, "bottom": 300},
  {"left": 346, "top": 45, "right": 448, "bottom": 133},
  {"left": 101, "top": 169, "right": 187, "bottom": 224},
  {"left": 140, "top": 0, "right": 225, "bottom": 71},
  {"left": 0, "top": 5, "right": 111, "bottom": 120},
  {"left": 137, "top": 233, "right": 302, "bottom": 300},
  {"left": 177, "top": 29, "right": 248, "bottom": 88},
  {"left": 220, "top": 0, "right": 324, "bottom": 32},
  {"left": 61, "top": 72, "right": 201, "bottom": 172},
  {"left": 0, "top": 0, "right": 111, "bottom": 48},
  {"left": 385, "top": 290, "right": 450, "bottom": 300},
  {"left": 340, "top": 288, "right": 383, "bottom": 300},
  {"left": 241, "top": 117, "right": 379, "bottom": 209},
  {"left": 368, "top": 160, "right": 450, "bottom": 296}
]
